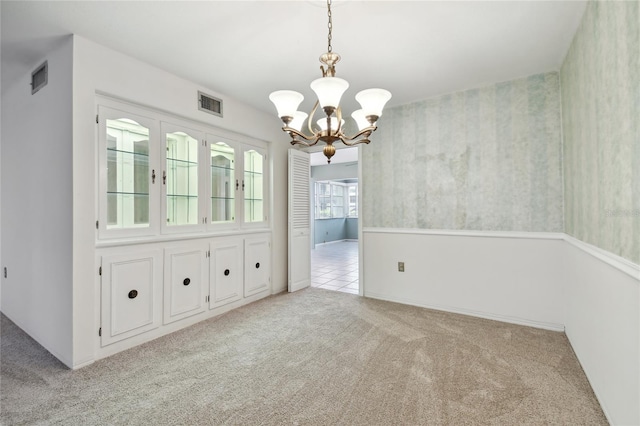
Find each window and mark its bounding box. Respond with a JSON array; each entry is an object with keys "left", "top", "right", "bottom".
[
  {"left": 315, "top": 180, "right": 357, "bottom": 219},
  {"left": 331, "top": 184, "right": 344, "bottom": 217},
  {"left": 316, "top": 182, "right": 331, "bottom": 219},
  {"left": 347, "top": 184, "right": 358, "bottom": 217}
]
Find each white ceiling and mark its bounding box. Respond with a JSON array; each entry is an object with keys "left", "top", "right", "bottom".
[{"left": 1, "top": 1, "right": 586, "bottom": 117}]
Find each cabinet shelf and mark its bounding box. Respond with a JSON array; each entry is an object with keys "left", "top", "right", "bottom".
[
  {"left": 107, "top": 191, "right": 150, "bottom": 196},
  {"left": 211, "top": 165, "right": 234, "bottom": 171},
  {"left": 166, "top": 194, "right": 198, "bottom": 198},
  {"left": 107, "top": 147, "right": 149, "bottom": 157},
  {"left": 166, "top": 157, "right": 198, "bottom": 166}
]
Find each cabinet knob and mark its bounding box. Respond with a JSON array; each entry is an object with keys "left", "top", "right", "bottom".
[
  {"left": 128, "top": 290, "right": 138, "bottom": 299},
  {"left": 183, "top": 278, "right": 191, "bottom": 286},
  {"left": 255, "top": 262, "right": 260, "bottom": 269},
  {"left": 224, "top": 269, "right": 230, "bottom": 276}
]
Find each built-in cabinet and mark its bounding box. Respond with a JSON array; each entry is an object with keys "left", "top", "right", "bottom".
[
  {"left": 97, "top": 99, "right": 268, "bottom": 240},
  {"left": 98, "top": 234, "right": 271, "bottom": 350},
  {"left": 96, "top": 97, "right": 271, "bottom": 357}
]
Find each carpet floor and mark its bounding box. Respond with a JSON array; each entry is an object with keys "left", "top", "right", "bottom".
[{"left": 1, "top": 288, "right": 606, "bottom": 425}]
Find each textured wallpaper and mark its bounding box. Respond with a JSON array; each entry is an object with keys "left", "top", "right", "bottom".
[
  {"left": 561, "top": 0, "right": 639, "bottom": 265},
  {"left": 362, "top": 72, "right": 563, "bottom": 232}
]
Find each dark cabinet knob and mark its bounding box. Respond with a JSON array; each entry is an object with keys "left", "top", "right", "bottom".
[
  {"left": 255, "top": 262, "right": 260, "bottom": 269},
  {"left": 128, "top": 290, "right": 138, "bottom": 299},
  {"left": 183, "top": 278, "right": 191, "bottom": 286},
  {"left": 224, "top": 269, "right": 230, "bottom": 276}
]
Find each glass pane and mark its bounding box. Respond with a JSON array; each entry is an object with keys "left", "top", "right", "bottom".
[
  {"left": 166, "top": 131, "right": 198, "bottom": 226},
  {"left": 210, "top": 142, "right": 235, "bottom": 223},
  {"left": 348, "top": 185, "right": 358, "bottom": 217},
  {"left": 106, "top": 118, "right": 150, "bottom": 229},
  {"left": 244, "top": 149, "right": 264, "bottom": 223},
  {"left": 315, "top": 182, "right": 331, "bottom": 219},
  {"left": 331, "top": 184, "right": 344, "bottom": 218}
]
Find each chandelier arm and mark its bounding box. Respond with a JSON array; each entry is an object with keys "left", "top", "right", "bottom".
[
  {"left": 284, "top": 127, "right": 316, "bottom": 141},
  {"left": 335, "top": 106, "right": 343, "bottom": 134},
  {"left": 342, "top": 126, "right": 377, "bottom": 141},
  {"left": 290, "top": 138, "right": 321, "bottom": 147},
  {"left": 341, "top": 138, "right": 371, "bottom": 146}
]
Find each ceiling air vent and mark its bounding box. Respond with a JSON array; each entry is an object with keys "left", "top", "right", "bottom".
[
  {"left": 31, "top": 61, "right": 48, "bottom": 95},
  {"left": 198, "top": 91, "right": 223, "bottom": 117}
]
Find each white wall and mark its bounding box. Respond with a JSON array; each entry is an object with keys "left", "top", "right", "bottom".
[
  {"left": 72, "top": 35, "right": 287, "bottom": 367},
  {"left": 563, "top": 237, "right": 639, "bottom": 425},
  {"left": 363, "top": 229, "right": 565, "bottom": 330},
  {"left": 1, "top": 36, "right": 74, "bottom": 365}
]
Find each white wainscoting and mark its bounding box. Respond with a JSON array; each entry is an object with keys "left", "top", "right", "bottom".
[
  {"left": 563, "top": 236, "right": 639, "bottom": 426},
  {"left": 362, "top": 228, "right": 566, "bottom": 331},
  {"left": 362, "top": 228, "right": 640, "bottom": 425}
]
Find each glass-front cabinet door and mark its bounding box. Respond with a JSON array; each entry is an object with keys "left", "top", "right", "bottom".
[
  {"left": 161, "top": 123, "right": 205, "bottom": 233},
  {"left": 98, "top": 106, "right": 159, "bottom": 238},
  {"left": 243, "top": 147, "right": 267, "bottom": 225},
  {"left": 208, "top": 139, "right": 236, "bottom": 226},
  {"left": 97, "top": 99, "right": 269, "bottom": 240}
]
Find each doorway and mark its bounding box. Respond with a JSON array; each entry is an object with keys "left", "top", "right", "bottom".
[{"left": 308, "top": 147, "right": 360, "bottom": 294}]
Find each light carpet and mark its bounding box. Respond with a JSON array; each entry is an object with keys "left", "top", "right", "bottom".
[{"left": 1, "top": 288, "right": 606, "bottom": 425}]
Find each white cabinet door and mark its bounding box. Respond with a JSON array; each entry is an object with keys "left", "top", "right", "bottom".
[
  {"left": 101, "top": 250, "right": 162, "bottom": 346},
  {"left": 163, "top": 244, "right": 208, "bottom": 324},
  {"left": 209, "top": 238, "right": 243, "bottom": 309},
  {"left": 244, "top": 236, "right": 271, "bottom": 297}
]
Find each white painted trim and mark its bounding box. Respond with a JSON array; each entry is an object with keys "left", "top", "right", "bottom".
[
  {"left": 364, "top": 228, "right": 639, "bottom": 282},
  {"left": 366, "top": 292, "right": 565, "bottom": 332},
  {"left": 564, "top": 234, "right": 640, "bottom": 282},
  {"left": 96, "top": 229, "right": 272, "bottom": 249},
  {"left": 363, "top": 227, "right": 565, "bottom": 240}
]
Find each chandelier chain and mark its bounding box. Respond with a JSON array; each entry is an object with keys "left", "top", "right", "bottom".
[{"left": 327, "top": 0, "right": 332, "bottom": 53}]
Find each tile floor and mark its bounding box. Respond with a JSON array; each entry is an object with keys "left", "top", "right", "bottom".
[{"left": 310, "top": 240, "right": 359, "bottom": 294}]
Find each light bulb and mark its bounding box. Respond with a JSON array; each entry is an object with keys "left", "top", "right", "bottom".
[
  {"left": 355, "top": 88, "right": 392, "bottom": 118},
  {"left": 289, "top": 111, "right": 308, "bottom": 132},
  {"left": 351, "top": 109, "right": 371, "bottom": 131},
  {"left": 269, "top": 90, "right": 304, "bottom": 119},
  {"left": 310, "top": 77, "right": 349, "bottom": 109}
]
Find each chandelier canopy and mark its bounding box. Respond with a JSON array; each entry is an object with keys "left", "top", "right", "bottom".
[{"left": 269, "top": 0, "right": 391, "bottom": 163}]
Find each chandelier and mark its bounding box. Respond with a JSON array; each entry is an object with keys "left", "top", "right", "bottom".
[{"left": 268, "top": 0, "right": 391, "bottom": 163}]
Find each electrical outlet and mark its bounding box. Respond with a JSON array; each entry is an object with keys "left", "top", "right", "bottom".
[{"left": 398, "top": 262, "right": 405, "bottom": 272}]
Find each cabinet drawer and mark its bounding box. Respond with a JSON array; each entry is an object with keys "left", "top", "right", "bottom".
[
  {"left": 101, "top": 250, "right": 162, "bottom": 346},
  {"left": 164, "top": 245, "right": 208, "bottom": 324}
]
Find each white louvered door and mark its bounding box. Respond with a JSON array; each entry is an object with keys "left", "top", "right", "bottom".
[{"left": 288, "top": 149, "right": 311, "bottom": 292}]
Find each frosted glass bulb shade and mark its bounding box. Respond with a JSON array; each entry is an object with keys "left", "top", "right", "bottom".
[
  {"left": 310, "top": 77, "right": 349, "bottom": 109},
  {"left": 316, "top": 117, "right": 345, "bottom": 131},
  {"left": 269, "top": 90, "right": 304, "bottom": 119},
  {"left": 355, "top": 88, "right": 392, "bottom": 118},
  {"left": 351, "top": 109, "right": 372, "bottom": 131},
  {"left": 289, "top": 111, "right": 308, "bottom": 132}
]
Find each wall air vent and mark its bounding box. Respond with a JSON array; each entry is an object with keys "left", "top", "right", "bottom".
[
  {"left": 31, "top": 61, "right": 48, "bottom": 95},
  {"left": 198, "top": 91, "right": 223, "bottom": 117}
]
